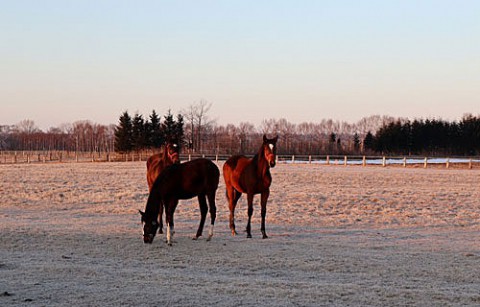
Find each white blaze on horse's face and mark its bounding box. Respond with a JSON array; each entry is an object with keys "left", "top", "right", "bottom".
[{"left": 265, "top": 142, "right": 276, "bottom": 168}]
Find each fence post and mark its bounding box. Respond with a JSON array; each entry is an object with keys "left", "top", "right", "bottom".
[
  {"left": 446, "top": 158, "right": 450, "bottom": 169},
  {"left": 216, "top": 154, "right": 218, "bottom": 163},
  {"left": 188, "top": 154, "right": 191, "bottom": 161},
  {"left": 326, "top": 155, "right": 330, "bottom": 165},
  {"left": 362, "top": 156, "right": 366, "bottom": 167},
  {"left": 382, "top": 156, "right": 386, "bottom": 167},
  {"left": 308, "top": 155, "right": 312, "bottom": 164},
  {"left": 469, "top": 159, "right": 472, "bottom": 169},
  {"left": 424, "top": 157, "right": 428, "bottom": 169},
  {"left": 292, "top": 155, "right": 295, "bottom": 163},
  {"left": 344, "top": 156, "right": 347, "bottom": 166},
  {"left": 403, "top": 157, "right": 407, "bottom": 168}
]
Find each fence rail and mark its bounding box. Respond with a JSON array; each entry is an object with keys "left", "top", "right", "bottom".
[
  {"left": 0, "top": 150, "right": 158, "bottom": 164},
  {"left": 1, "top": 151, "right": 479, "bottom": 169},
  {"left": 276, "top": 155, "right": 480, "bottom": 169}
]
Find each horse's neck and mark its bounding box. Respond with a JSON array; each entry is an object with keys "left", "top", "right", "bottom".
[
  {"left": 162, "top": 149, "right": 169, "bottom": 163},
  {"left": 253, "top": 152, "right": 270, "bottom": 178},
  {"left": 145, "top": 191, "right": 160, "bottom": 220}
]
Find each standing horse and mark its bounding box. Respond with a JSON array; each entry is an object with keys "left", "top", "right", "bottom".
[
  {"left": 146, "top": 142, "right": 180, "bottom": 191},
  {"left": 146, "top": 142, "right": 180, "bottom": 234},
  {"left": 140, "top": 158, "right": 220, "bottom": 245},
  {"left": 223, "top": 134, "right": 278, "bottom": 239}
]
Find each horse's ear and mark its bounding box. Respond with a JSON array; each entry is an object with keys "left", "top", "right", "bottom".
[
  {"left": 263, "top": 134, "right": 268, "bottom": 143},
  {"left": 273, "top": 135, "right": 279, "bottom": 143},
  {"left": 139, "top": 210, "right": 145, "bottom": 220}
]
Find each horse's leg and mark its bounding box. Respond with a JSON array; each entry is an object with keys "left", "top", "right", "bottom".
[
  {"left": 165, "top": 199, "right": 178, "bottom": 246},
  {"left": 158, "top": 200, "right": 164, "bottom": 234},
  {"left": 227, "top": 187, "right": 241, "bottom": 236},
  {"left": 260, "top": 189, "right": 270, "bottom": 239},
  {"left": 246, "top": 193, "right": 254, "bottom": 238},
  {"left": 206, "top": 189, "right": 217, "bottom": 241},
  {"left": 194, "top": 194, "right": 208, "bottom": 240}
]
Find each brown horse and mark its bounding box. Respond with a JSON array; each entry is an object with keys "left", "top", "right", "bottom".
[
  {"left": 223, "top": 134, "right": 278, "bottom": 239},
  {"left": 140, "top": 158, "right": 220, "bottom": 245},
  {"left": 146, "top": 142, "right": 180, "bottom": 191}
]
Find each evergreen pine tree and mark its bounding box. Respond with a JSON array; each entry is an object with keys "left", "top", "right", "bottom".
[
  {"left": 363, "top": 131, "right": 374, "bottom": 152},
  {"left": 132, "top": 113, "right": 147, "bottom": 151},
  {"left": 114, "top": 111, "right": 133, "bottom": 153},
  {"left": 162, "top": 110, "right": 176, "bottom": 143},
  {"left": 353, "top": 133, "right": 360, "bottom": 153},
  {"left": 328, "top": 132, "right": 336, "bottom": 153},
  {"left": 174, "top": 113, "right": 185, "bottom": 147},
  {"left": 149, "top": 110, "right": 163, "bottom": 148}
]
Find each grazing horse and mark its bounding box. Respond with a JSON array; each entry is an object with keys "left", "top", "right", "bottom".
[
  {"left": 146, "top": 142, "right": 180, "bottom": 234},
  {"left": 139, "top": 158, "right": 220, "bottom": 245},
  {"left": 223, "top": 134, "right": 278, "bottom": 239}
]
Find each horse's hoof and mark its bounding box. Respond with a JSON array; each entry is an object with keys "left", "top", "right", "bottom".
[
  {"left": 231, "top": 230, "right": 237, "bottom": 236},
  {"left": 167, "top": 242, "right": 173, "bottom": 246},
  {"left": 206, "top": 235, "right": 213, "bottom": 242},
  {"left": 192, "top": 236, "right": 199, "bottom": 241},
  {"left": 158, "top": 229, "right": 163, "bottom": 234},
  {"left": 247, "top": 234, "right": 252, "bottom": 238},
  {"left": 262, "top": 234, "right": 269, "bottom": 239}
]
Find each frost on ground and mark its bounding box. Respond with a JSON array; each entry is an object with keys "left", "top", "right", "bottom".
[{"left": 1, "top": 162, "right": 479, "bottom": 306}]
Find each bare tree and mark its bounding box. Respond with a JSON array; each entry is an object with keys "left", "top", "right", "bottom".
[
  {"left": 182, "top": 100, "right": 214, "bottom": 153},
  {"left": 259, "top": 118, "right": 277, "bottom": 135},
  {"left": 0, "top": 125, "right": 9, "bottom": 150},
  {"left": 16, "top": 119, "right": 39, "bottom": 134},
  {"left": 238, "top": 122, "right": 256, "bottom": 154}
]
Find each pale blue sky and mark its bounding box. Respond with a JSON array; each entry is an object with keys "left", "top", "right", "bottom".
[{"left": 1, "top": 0, "right": 479, "bottom": 130}]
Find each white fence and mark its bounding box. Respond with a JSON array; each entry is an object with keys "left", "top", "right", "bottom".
[
  {"left": 277, "top": 155, "right": 480, "bottom": 169},
  {"left": 0, "top": 151, "right": 156, "bottom": 164},
  {"left": 1, "top": 151, "right": 479, "bottom": 169}
]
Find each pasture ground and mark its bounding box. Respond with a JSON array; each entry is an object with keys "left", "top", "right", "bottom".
[{"left": 1, "top": 162, "right": 479, "bottom": 306}]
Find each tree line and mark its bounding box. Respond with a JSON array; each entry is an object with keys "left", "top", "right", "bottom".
[
  {"left": 114, "top": 109, "right": 184, "bottom": 153},
  {"left": 2, "top": 102, "right": 479, "bottom": 156},
  {"left": 0, "top": 119, "right": 116, "bottom": 153},
  {"left": 369, "top": 115, "right": 480, "bottom": 156}
]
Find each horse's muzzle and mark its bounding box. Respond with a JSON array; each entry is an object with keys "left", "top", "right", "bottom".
[
  {"left": 143, "top": 234, "right": 154, "bottom": 244},
  {"left": 269, "top": 160, "right": 276, "bottom": 168}
]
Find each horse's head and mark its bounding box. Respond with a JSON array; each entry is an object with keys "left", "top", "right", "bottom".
[
  {"left": 139, "top": 210, "right": 159, "bottom": 244},
  {"left": 166, "top": 143, "right": 180, "bottom": 164},
  {"left": 262, "top": 134, "right": 278, "bottom": 168}
]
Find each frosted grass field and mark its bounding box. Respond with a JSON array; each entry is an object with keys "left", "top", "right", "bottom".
[{"left": 1, "top": 162, "right": 480, "bottom": 306}]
